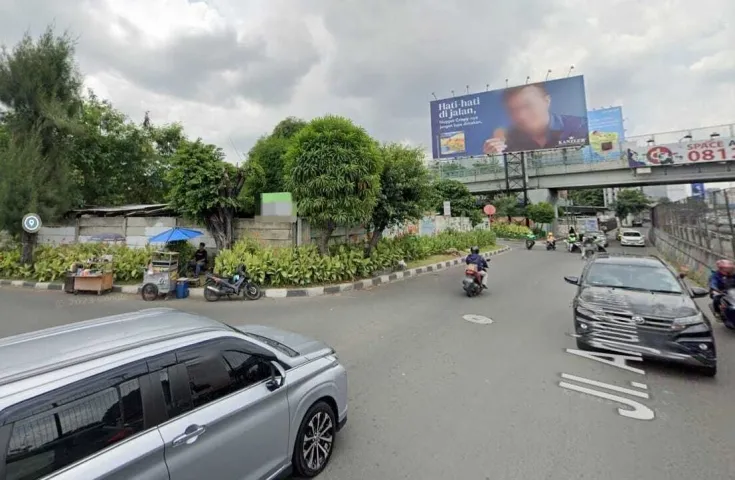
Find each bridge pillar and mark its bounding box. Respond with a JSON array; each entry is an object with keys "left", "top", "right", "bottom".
[{"left": 549, "top": 189, "right": 560, "bottom": 235}]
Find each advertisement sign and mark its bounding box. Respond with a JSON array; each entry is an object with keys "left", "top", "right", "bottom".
[
  {"left": 625, "top": 137, "right": 735, "bottom": 168},
  {"left": 443, "top": 201, "right": 451, "bottom": 216},
  {"left": 691, "top": 183, "right": 705, "bottom": 199},
  {"left": 584, "top": 107, "right": 624, "bottom": 162},
  {"left": 429, "top": 76, "right": 590, "bottom": 158}
]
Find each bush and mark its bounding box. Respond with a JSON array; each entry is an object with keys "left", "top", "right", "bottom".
[
  {"left": 491, "top": 223, "right": 532, "bottom": 239},
  {"left": 0, "top": 244, "right": 155, "bottom": 282},
  {"left": 215, "top": 229, "right": 498, "bottom": 287}
]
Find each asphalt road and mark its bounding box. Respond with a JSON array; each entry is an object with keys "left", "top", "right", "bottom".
[{"left": 1, "top": 235, "right": 734, "bottom": 479}]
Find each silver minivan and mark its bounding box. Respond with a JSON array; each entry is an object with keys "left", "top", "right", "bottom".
[{"left": 0, "top": 308, "right": 348, "bottom": 480}]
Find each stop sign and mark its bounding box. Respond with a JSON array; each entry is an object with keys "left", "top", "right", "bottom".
[{"left": 483, "top": 204, "right": 496, "bottom": 216}]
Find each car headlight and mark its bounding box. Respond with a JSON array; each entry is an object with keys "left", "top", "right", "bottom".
[{"left": 672, "top": 313, "right": 704, "bottom": 329}]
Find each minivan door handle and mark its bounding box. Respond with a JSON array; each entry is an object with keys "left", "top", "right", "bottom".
[{"left": 172, "top": 424, "right": 207, "bottom": 447}]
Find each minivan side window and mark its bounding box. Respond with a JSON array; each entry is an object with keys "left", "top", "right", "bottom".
[
  {"left": 176, "top": 341, "right": 273, "bottom": 411},
  {"left": 4, "top": 375, "right": 145, "bottom": 480}
]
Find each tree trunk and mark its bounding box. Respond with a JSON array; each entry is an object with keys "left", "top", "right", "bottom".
[
  {"left": 20, "top": 231, "right": 36, "bottom": 265},
  {"left": 366, "top": 226, "right": 385, "bottom": 256},
  {"left": 318, "top": 221, "right": 336, "bottom": 255}
]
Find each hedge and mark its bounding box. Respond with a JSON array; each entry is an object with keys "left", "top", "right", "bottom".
[
  {"left": 0, "top": 229, "right": 497, "bottom": 287},
  {"left": 215, "top": 229, "right": 497, "bottom": 287},
  {"left": 491, "top": 223, "right": 532, "bottom": 239}
]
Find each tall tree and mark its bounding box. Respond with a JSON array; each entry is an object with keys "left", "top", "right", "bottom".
[
  {"left": 366, "top": 143, "right": 432, "bottom": 253},
  {"left": 612, "top": 188, "right": 651, "bottom": 219},
  {"left": 490, "top": 193, "right": 525, "bottom": 222},
  {"left": 166, "top": 140, "right": 246, "bottom": 250},
  {"left": 241, "top": 117, "right": 307, "bottom": 216},
  {"left": 432, "top": 179, "right": 483, "bottom": 225},
  {"left": 0, "top": 27, "right": 83, "bottom": 263},
  {"left": 526, "top": 202, "right": 556, "bottom": 225},
  {"left": 569, "top": 188, "right": 604, "bottom": 206},
  {"left": 285, "top": 115, "right": 382, "bottom": 254}
]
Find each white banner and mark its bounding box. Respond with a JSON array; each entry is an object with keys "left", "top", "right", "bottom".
[{"left": 624, "top": 137, "right": 735, "bottom": 168}]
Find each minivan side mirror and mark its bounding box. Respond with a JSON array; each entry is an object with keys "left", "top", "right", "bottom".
[
  {"left": 690, "top": 287, "right": 709, "bottom": 299},
  {"left": 564, "top": 276, "right": 580, "bottom": 285},
  {"left": 266, "top": 362, "right": 286, "bottom": 391}
]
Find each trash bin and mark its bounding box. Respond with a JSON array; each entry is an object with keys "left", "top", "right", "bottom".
[{"left": 175, "top": 279, "right": 189, "bottom": 299}]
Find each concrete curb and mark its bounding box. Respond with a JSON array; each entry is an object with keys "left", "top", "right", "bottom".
[{"left": 0, "top": 245, "right": 511, "bottom": 299}]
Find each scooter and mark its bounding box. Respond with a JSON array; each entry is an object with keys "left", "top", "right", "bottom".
[
  {"left": 546, "top": 239, "right": 556, "bottom": 250},
  {"left": 462, "top": 265, "right": 485, "bottom": 297},
  {"left": 204, "top": 264, "right": 261, "bottom": 302},
  {"left": 710, "top": 289, "right": 735, "bottom": 330}
]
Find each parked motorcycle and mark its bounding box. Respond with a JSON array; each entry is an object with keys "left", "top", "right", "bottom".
[
  {"left": 525, "top": 233, "right": 536, "bottom": 250},
  {"left": 204, "top": 264, "right": 261, "bottom": 302},
  {"left": 462, "top": 265, "right": 485, "bottom": 297},
  {"left": 710, "top": 289, "right": 735, "bottom": 330}
]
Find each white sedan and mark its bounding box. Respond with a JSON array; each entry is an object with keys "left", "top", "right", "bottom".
[{"left": 620, "top": 229, "right": 645, "bottom": 246}]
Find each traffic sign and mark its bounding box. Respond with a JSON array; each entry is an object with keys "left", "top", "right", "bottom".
[
  {"left": 483, "top": 204, "right": 496, "bottom": 216},
  {"left": 22, "top": 213, "right": 42, "bottom": 234}
]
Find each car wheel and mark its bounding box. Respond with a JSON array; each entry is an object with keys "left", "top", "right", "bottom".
[{"left": 292, "top": 401, "right": 336, "bottom": 478}]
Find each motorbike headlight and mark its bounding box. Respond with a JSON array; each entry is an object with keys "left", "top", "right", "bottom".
[{"left": 672, "top": 313, "right": 704, "bottom": 330}]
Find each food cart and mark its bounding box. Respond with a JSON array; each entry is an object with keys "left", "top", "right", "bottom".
[
  {"left": 67, "top": 255, "right": 115, "bottom": 295},
  {"left": 141, "top": 251, "right": 179, "bottom": 301}
]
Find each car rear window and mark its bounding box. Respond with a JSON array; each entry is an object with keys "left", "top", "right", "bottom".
[
  {"left": 622, "top": 231, "right": 641, "bottom": 237},
  {"left": 584, "top": 263, "right": 682, "bottom": 293}
]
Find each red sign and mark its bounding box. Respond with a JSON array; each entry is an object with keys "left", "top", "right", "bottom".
[
  {"left": 484, "top": 204, "right": 496, "bottom": 216},
  {"left": 627, "top": 137, "right": 735, "bottom": 167}
]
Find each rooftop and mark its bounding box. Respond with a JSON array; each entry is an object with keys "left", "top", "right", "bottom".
[{"left": 0, "top": 308, "right": 228, "bottom": 387}]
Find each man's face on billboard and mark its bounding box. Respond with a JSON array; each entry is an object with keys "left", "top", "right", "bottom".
[{"left": 505, "top": 86, "right": 551, "bottom": 135}]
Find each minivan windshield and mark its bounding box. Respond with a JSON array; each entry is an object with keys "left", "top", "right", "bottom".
[{"left": 584, "top": 263, "right": 683, "bottom": 293}]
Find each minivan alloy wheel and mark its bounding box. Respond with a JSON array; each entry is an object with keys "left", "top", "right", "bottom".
[{"left": 303, "top": 411, "right": 334, "bottom": 471}]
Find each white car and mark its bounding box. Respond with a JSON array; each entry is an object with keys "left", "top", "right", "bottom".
[{"left": 620, "top": 229, "right": 645, "bottom": 247}]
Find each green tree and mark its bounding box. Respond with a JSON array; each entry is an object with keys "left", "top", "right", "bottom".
[
  {"left": 240, "top": 117, "right": 307, "bottom": 216},
  {"left": 166, "top": 140, "right": 246, "bottom": 250},
  {"left": 366, "top": 143, "right": 432, "bottom": 253},
  {"left": 0, "top": 27, "right": 83, "bottom": 263},
  {"left": 284, "top": 115, "right": 381, "bottom": 254},
  {"left": 491, "top": 193, "right": 526, "bottom": 221},
  {"left": 432, "top": 179, "right": 483, "bottom": 225},
  {"left": 612, "top": 188, "right": 651, "bottom": 219},
  {"left": 569, "top": 188, "right": 604, "bottom": 206},
  {"left": 526, "top": 201, "right": 556, "bottom": 225}
]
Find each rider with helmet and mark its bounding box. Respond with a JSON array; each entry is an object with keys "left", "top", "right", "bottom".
[
  {"left": 709, "top": 259, "right": 735, "bottom": 318},
  {"left": 581, "top": 232, "right": 596, "bottom": 259},
  {"left": 465, "top": 246, "right": 489, "bottom": 289}
]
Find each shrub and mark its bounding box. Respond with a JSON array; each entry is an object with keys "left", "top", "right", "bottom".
[
  {"left": 215, "top": 229, "right": 498, "bottom": 287},
  {"left": 491, "top": 223, "right": 532, "bottom": 239},
  {"left": 0, "top": 244, "right": 155, "bottom": 282}
]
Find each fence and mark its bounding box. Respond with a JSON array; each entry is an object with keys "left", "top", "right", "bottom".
[{"left": 651, "top": 188, "right": 735, "bottom": 283}]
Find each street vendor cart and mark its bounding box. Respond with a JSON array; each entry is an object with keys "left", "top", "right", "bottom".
[
  {"left": 141, "top": 251, "right": 179, "bottom": 301},
  {"left": 67, "top": 255, "right": 115, "bottom": 295}
]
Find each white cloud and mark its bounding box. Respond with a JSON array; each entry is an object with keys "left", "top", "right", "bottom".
[{"left": 0, "top": 0, "right": 733, "bottom": 164}]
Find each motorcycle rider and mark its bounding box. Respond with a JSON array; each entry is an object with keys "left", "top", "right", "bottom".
[
  {"left": 465, "top": 246, "right": 489, "bottom": 289},
  {"left": 581, "top": 233, "right": 596, "bottom": 259},
  {"left": 546, "top": 231, "right": 556, "bottom": 247},
  {"left": 709, "top": 259, "right": 735, "bottom": 318}
]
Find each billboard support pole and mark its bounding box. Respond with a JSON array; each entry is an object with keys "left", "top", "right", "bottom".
[
  {"left": 521, "top": 152, "right": 530, "bottom": 228},
  {"left": 503, "top": 153, "right": 511, "bottom": 194}
]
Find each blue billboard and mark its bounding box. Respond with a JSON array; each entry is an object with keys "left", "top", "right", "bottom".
[
  {"left": 584, "top": 106, "right": 624, "bottom": 162},
  {"left": 691, "top": 183, "right": 705, "bottom": 199},
  {"left": 429, "top": 76, "right": 590, "bottom": 158}
]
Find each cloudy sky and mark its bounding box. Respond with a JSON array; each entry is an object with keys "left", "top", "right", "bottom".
[{"left": 1, "top": 0, "right": 733, "bottom": 163}]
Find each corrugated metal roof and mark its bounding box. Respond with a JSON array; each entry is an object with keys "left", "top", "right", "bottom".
[{"left": 68, "top": 204, "right": 173, "bottom": 217}]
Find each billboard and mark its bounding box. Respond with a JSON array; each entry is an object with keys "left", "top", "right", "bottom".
[
  {"left": 429, "top": 76, "right": 590, "bottom": 158},
  {"left": 584, "top": 107, "right": 624, "bottom": 162},
  {"left": 691, "top": 183, "right": 705, "bottom": 199},
  {"left": 625, "top": 137, "right": 735, "bottom": 168}
]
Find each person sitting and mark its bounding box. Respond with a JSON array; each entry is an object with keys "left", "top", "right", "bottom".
[
  {"left": 547, "top": 231, "right": 556, "bottom": 247},
  {"left": 709, "top": 259, "right": 735, "bottom": 318},
  {"left": 189, "top": 243, "right": 208, "bottom": 278},
  {"left": 465, "top": 246, "right": 489, "bottom": 289}
]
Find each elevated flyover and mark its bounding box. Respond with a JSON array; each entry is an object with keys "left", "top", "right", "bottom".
[{"left": 434, "top": 148, "right": 735, "bottom": 194}]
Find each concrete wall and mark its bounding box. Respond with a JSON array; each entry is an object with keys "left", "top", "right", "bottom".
[
  {"left": 649, "top": 228, "right": 725, "bottom": 285},
  {"left": 38, "top": 216, "right": 294, "bottom": 249},
  {"left": 38, "top": 214, "right": 475, "bottom": 250}
]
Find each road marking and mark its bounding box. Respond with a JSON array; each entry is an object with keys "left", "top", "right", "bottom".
[
  {"left": 462, "top": 314, "right": 493, "bottom": 325},
  {"left": 559, "top": 378, "right": 655, "bottom": 421},
  {"left": 565, "top": 348, "right": 645, "bottom": 375},
  {"left": 631, "top": 381, "right": 648, "bottom": 390},
  {"left": 561, "top": 373, "right": 649, "bottom": 399}
]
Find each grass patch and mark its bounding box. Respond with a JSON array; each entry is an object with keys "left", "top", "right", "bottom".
[{"left": 406, "top": 244, "right": 502, "bottom": 269}]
